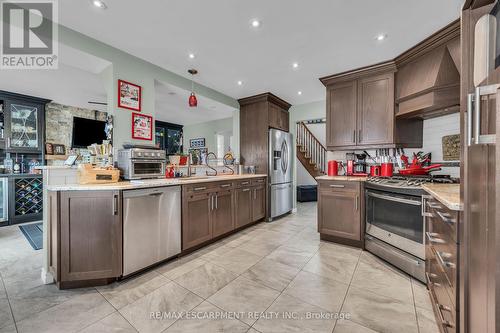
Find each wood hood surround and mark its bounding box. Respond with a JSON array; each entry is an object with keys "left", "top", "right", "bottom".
[{"left": 395, "top": 20, "right": 461, "bottom": 119}]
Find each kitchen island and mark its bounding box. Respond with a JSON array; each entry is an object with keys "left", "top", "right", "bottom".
[{"left": 44, "top": 173, "right": 267, "bottom": 289}]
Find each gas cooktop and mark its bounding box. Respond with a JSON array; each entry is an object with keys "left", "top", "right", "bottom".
[{"left": 366, "top": 175, "right": 458, "bottom": 189}]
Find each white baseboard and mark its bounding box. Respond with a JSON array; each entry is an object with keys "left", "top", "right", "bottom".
[{"left": 41, "top": 268, "right": 54, "bottom": 285}]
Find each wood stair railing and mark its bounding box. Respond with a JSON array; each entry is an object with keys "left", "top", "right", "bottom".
[{"left": 296, "top": 121, "right": 327, "bottom": 178}]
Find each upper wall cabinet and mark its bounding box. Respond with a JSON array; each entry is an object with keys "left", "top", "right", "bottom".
[
  {"left": 395, "top": 21, "right": 460, "bottom": 119},
  {"left": 321, "top": 62, "right": 422, "bottom": 150},
  {"left": 238, "top": 93, "right": 291, "bottom": 173}
]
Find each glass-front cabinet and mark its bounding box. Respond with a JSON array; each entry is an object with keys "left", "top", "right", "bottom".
[
  {"left": 4, "top": 99, "right": 44, "bottom": 152},
  {"left": 155, "top": 121, "right": 183, "bottom": 156}
]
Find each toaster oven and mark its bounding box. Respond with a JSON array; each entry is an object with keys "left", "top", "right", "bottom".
[{"left": 117, "top": 148, "right": 166, "bottom": 180}]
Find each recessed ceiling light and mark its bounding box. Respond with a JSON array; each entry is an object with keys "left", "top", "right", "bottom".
[
  {"left": 92, "top": 0, "right": 107, "bottom": 9},
  {"left": 188, "top": 53, "right": 195, "bottom": 59},
  {"left": 250, "top": 19, "right": 261, "bottom": 28},
  {"left": 297, "top": 91, "right": 302, "bottom": 95},
  {"left": 376, "top": 34, "right": 387, "bottom": 41},
  {"left": 292, "top": 62, "right": 299, "bottom": 69},
  {"left": 237, "top": 80, "right": 243, "bottom": 86}
]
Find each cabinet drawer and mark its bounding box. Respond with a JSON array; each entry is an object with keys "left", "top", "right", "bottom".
[
  {"left": 427, "top": 257, "right": 457, "bottom": 332},
  {"left": 251, "top": 178, "right": 266, "bottom": 186},
  {"left": 236, "top": 179, "right": 253, "bottom": 188},
  {"left": 428, "top": 200, "right": 458, "bottom": 243},
  {"left": 184, "top": 184, "right": 214, "bottom": 194},
  {"left": 216, "top": 182, "right": 233, "bottom": 190},
  {"left": 318, "top": 181, "right": 359, "bottom": 192}
]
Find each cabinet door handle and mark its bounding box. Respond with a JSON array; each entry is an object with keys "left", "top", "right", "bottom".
[
  {"left": 355, "top": 196, "right": 359, "bottom": 211},
  {"left": 426, "top": 232, "right": 445, "bottom": 244},
  {"left": 358, "top": 129, "right": 362, "bottom": 143},
  {"left": 194, "top": 186, "right": 206, "bottom": 191},
  {"left": 329, "top": 184, "right": 345, "bottom": 188},
  {"left": 242, "top": 188, "right": 251, "bottom": 192},
  {"left": 215, "top": 195, "right": 218, "bottom": 209},
  {"left": 254, "top": 189, "right": 257, "bottom": 200},
  {"left": 6, "top": 137, "right": 10, "bottom": 149},
  {"left": 353, "top": 130, "right": 356, "bottom": 143},
  {"left": 112, "top": 194, "right": 118, "bottom": 215},
  {"left": 436, "top": 211, "right": 456, "bottom": 225},
  {"left": 241, "top": 181, "right": 249, "bottom": 185},
  {"left": 210, "top": 195, "right": 214, "bottom": 211},
  {"left": 436, "top": 250, "right": 455, "bottom": 269},
  {"left": 220, "top": 184, "right": 231, "bottom": 188}
]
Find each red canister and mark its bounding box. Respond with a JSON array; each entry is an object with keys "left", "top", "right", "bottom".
[
  {"left": 370, "top": 165, "right": 381, "bottom": 177},
  {"left": 328, "top": 160, "right": 339, "bottom": 176},
  {"left": 381, "top": 163, "right": 393, "bottom": 177}
]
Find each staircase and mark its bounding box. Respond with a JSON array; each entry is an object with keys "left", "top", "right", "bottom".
[{"left": 296, "top": 121, "right": 327, "bottom": 178}]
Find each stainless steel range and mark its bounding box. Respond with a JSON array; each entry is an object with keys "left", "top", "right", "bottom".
[{"left": 364, "top": 175, "right": 456, "bottom": 282}]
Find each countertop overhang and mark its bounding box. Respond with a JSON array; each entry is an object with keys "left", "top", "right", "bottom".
[
  {"left": 422, "top": 183, "right": 462, "bottom": 211},
  {"left": 46, "top": 174, "right": 268, "bottom": 191}
]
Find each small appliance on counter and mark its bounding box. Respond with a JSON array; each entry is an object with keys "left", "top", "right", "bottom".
[
  {"left": 117, "top": 147, "right": 166, "bottom": 180},
  {"left": 346, "top": 153, "right": 368, "bottom": 176}
]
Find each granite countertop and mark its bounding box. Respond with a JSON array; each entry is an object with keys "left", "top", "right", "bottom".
[
  {"left": 46, "top": 174, "right": 267, "bottom": 191},
  {"left": 422, "top": 183, "right": 462, "bottom": 211},
  {"left": 316, "top": 175, "right": 367, "bottom": 182},
  {"left": 0, "top": 173, "right": 42, "bottom": 177}
]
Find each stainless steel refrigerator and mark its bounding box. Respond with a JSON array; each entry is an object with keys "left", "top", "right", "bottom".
[{"left": 268, "top": 128, "right": 293, "bottom": 220}]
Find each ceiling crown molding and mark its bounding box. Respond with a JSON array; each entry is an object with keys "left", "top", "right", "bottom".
[
  {"left": 319, "top": 61, "right": 397, "bottom": 86},
  {"left": 238, "top": 92, "right": 292, "bottom": 110}
]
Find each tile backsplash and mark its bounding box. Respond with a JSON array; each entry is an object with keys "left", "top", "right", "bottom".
[{"left": 327, "top": 113, "right": 461, "bottom": 178}]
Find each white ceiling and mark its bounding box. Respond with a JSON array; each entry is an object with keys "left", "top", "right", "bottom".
[
  {"left": 155, "top": 80, "right": 235, "bottom": 126},
  {"left": 59, "top": 0, "right": 463, "bottom": 105}
]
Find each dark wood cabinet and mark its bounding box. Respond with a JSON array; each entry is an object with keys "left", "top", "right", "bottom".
[
  {"left": 50, "top": 190, "right": 122, "bottom": 289},
  {"left": 251, "top": 185, "right": 266, "bottom": 221},
  {"left": 269, "top": 103, "right": 290, "bottom": 132},
  {"left": 182, "top": 177, "right": 267, "bottom": 251},
  {"left": 182, "top": 192, "right": 212, "bottom": 250},
  {"left": 212, "top": 189, "right": 234, "bottom": 238},
  {"left": 322, "top": 66, "right": 398, "bottom": 150},
  {"left": 317, "top": 180, "right": 362, "bottom": 247},
  {"left": 239, "top": 93, "right": 291, "bottom": 174},
  {"left": 235, "top": 187, "right": 252, "bottom": 228},
  {"left": 326, "top": 81, "right": 357, "bottom": 147},
  {"left": 424, "top": 194, "right": 460, "bottom": 333},
  {"left": 357, "top": 73, "right": 395, "bottom": 145}
]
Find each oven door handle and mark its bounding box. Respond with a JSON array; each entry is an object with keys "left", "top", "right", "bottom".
[{"left": 367, "top": 191, "right": 421, "bottom": 206}]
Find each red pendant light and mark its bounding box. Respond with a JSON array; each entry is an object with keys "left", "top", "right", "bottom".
[{"left": 188, "top": 69, "right": 198, "bottom": 107}]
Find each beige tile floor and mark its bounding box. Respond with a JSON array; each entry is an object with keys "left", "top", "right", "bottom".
[{"left": 0, "top": 202, "right": 439, "bottom": 333}]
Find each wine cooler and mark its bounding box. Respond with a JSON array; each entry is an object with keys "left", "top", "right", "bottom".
[
  {"left": 0, "top": 178, "right": 8, "bottom": 226},
  {"left": 9, "top": 175, "right": 42, "bottom": 224}
]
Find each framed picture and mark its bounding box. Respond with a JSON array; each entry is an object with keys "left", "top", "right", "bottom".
[
  {"left": 190, "top": 138, "right": 206, "bottom": 148},
  {"left": 45, "top": 143, "right": 53, "bottom": 155},
  {"left": 118, "top": 79, "right": 142, "bottom": 111},
  {"left": 53, "top": 144, "right": 66, "bottom": 155},
  {"left": 132, "top": 112, "right": 153, "bottom": 140}
]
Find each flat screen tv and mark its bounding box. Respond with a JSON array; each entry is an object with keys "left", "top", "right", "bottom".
[{"left": 72, "top": 117, "right": 107, "bottom": 148}]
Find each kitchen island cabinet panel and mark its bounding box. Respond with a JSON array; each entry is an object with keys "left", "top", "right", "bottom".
[
  {"left": 58, "top": 190, "right": 122, "bottom": 286},
  {"left": 212, "top": 189, "right": 234, "bottom": 238},
  {"left": 182, "top": 192, "right": 212, "bottom": 250},
  {"left": 317, "top": 181, "right": 362, "bottom": 247}
]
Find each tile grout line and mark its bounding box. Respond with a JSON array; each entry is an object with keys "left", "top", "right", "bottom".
[
  {"left": 0, "top": 271, "right": 19, "bottom": 333},
  {"left": 410, "top": 278, "right": 422, "bottom": 333},
  {"left": 330, "top": 248, "right": 363, "bottom": 333},
  {"left": 247, "top": 232, "right": 324, "bottom": 331}
]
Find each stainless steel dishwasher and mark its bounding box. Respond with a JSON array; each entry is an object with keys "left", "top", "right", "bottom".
[{"left": 123, "top": 186, "right": 181, "bottom": 276}]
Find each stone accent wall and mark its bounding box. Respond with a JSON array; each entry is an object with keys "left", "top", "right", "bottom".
[
  {"left": 45, "top": 102, "right": 107, "bottom": 149},
  {"left": 45, "top": 103, "right": 108, "bottom": 165}
]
